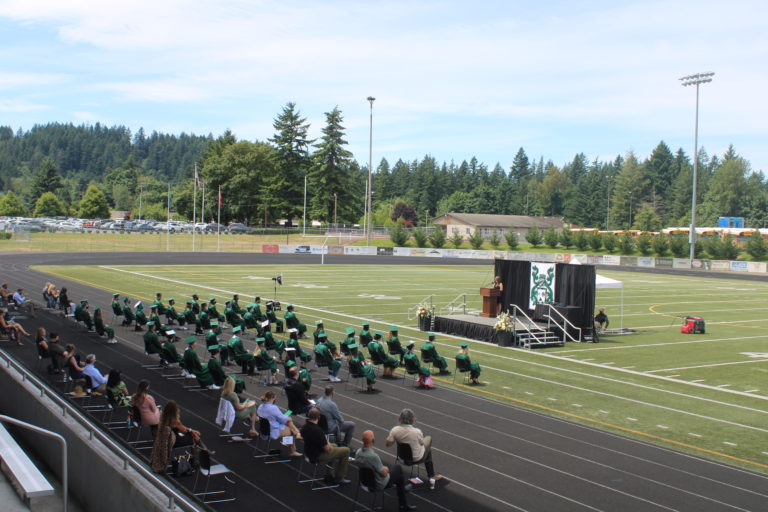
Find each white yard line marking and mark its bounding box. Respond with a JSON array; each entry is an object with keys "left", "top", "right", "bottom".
[
  {"left": 599, "top": 410, "right": 610, "bottom": 414},
  {"left": 622, "top": 366, "right": 635, "bottom": 369},
  {"left": 656, "top": 425, "right": 669, "bottom": 429},
  {"left": 667, "top": 375, "right": 680, "bottom": 378},
  {"left": 547, "top": 397, "right": 558, "bottom": 401},
  {"left": 691, "top": 379, "right": 705, "bottom": 383},
  {"left": 689, "top": 433, "right": 702, "bottom": 438},
  {"left": 626, "top": 417, "right": 638, "bottom": 422},
  {"left": 745, "top": 389, "right": 759, "bottom": 393},
  {"left": 572, "top": 404, "right": 583, "bottom": 407},
  {"left": 647, "top": 359, "right": 768, "bottom": 373},
  {"left": 716, "top": 384, "right": 732, "bottom": 388},
  {"left": 524, "top": 391, "right": 534, "bottom": 395},
  {"left": 724, "top": 442, "right": 737, "bottom": 447}
]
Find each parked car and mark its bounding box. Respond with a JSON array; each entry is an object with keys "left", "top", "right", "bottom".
[
  {"left": 228, "top": 223, "right": 252, "bottom": 233},
  {"left": 204, "top": 223, "right": 224, "bottom": 232}
]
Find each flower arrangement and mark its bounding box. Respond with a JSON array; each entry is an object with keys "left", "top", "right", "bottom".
[
  {"left": 417, "top": 306, "right": 431, "bottom": 319},
  {"left": 494, "top": 312, "right": 512, "bottom": 331}
]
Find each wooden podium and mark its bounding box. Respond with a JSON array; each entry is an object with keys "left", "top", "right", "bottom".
[{"left": 479, "top": 287, "right": 500, "bottom": 318}]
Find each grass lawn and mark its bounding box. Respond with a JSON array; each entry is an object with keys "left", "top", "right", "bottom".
[{"left": 34, "top": 262, "right": 768, "bottom": 474}]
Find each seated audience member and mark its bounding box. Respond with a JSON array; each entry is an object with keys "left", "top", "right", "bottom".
[
  {"left": 255, "top": 337, "right": 280, "bottom": 385},
  {"left": 1, "top": 307, "right": 30, "bottom": 345},
  {"left": 347, "top": 343, "right": 376, "bottom": 392},
  {"left": 182, "top": 337, "right": 219, "bottom": 390},
  {"left": 284, "top": 359, "right": 312, "bottom": 394},
  {"left": 12, "top": 288, "right": 35, "bottom": 316},
  {"left": 367, "top": 331, "right": 399, "bottom": 378},
  {"left": 284, "top": 366, "right": 313, "bottom": 415},
  {"left": 82, "top": 354, "right": 109, "bottom": 392},
  {"left": 594, "top": 307, "right": 609, "bottom": 331},
  {"left": 121, "top": 297, "right": 137, "bottom": 328},
  {"left": 36, "top": 327, "right": 51, "bottom": 368},
  {"left": 93, "top": 307, "right": 117, "bottom": 344},
  {"left": 386, "top": 408, "right": 441, "bottom": 489},
  {"left": 221, "top": 376, "right": 258, "bottom": 437},
  {"left": 314, "top": 334, "right": 342, "bottom": 382},
  {"left": 456, "top": 342, "right": 481, "bottom": 385},
  {"left": 403, "top": 342, "right": 432, "bottom": 389},
  {"left": 42, "top": 282, "right": 57, "bottom": 309},
  {"left": 0, "top": 283, "right": 9, "bottom": 304},
  {"left": 359, "top": 321, "right": 373, "bottom": 347},
  {"left": 283, "top": 304, "right": 306, "bottom": 337},
  {"left": 256, "top": 390, "right": 302, "bottom": 457},
  {"left": 421, "top": 332, "right": 449, "bottom": 374},
  {"left": 286, "top": 329, "right": 311, "bottom": 363},
  {"left": 227, "top": 330, "right": 256, "bottom": 375},
  {"left": 132, "top": 380, "right": 160, "bottom": 435},
  {"left": 46, "top": 332, "right": 66, "bottom": 372},
  {"left": 150, "top": 401, "right": 207, "bottom": 473},
  {"left": 356, "top": 430, "right": 416, "bottom": 511},
  {"left": 316, "top": 386, "right": 355, "bottom": 447},
  {"left": 301, "top": 408, "right": 351, "bottom": 485},
  {"left": 63, "top": 343, "right": 86, "bottom": 382},
  {"left": 105, "top": 369, "right": 131, "bottom": 406},
  {"left": 58, "top": 287, "right": 70, "bottom": 312}
]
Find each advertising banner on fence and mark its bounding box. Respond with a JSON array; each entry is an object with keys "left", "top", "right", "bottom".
[
  {"left": 747, "top": 261, "right": 767, "bottom": 273},
  {"left": 636, "top": 257, "right": 655, "bottom": 268},
  {"left": 279, "top": 245, "right": 313, "bottom": 254},
  {"left": 620, "top": 256, "right": 637, "bottom": 266},
  {"left": 603, "top": 255, "right": 621, "bottom": 265},
  {"left": 691, "top": 259, "right": 710, "bottom": 270},
  {"left": 655, "top": 257, "right": 673, "bottom": 268},
  {"left": 377, "top": 247, "right": 393, "bottom": 256},
  {"left": 328, "top": 245, "right": 344, "bottom": 255},
  {"left": 711, "top": 260, "right": 730, "bottom": 271},
  {"left": 344, "top": 246, "right": 376, "bottom": 256},
  {"left": 586, "top": 255, "right": 603, "bottom": 265},
  {"left": 393, "top": 247, "right": 411, "bottom": 256},
  {"left": 441, "top": 249, "right": 458, "bottom": 258},
  {"left": 673, "top": 258, "right": 691, "bottom": 269},
  {"left": 310, "top": 245, "right": 328, "bottom": 255},
  {"left": 262, "top": 244, "right": 279, "bottom": 254},
  {"left": 730, "top": 261, "right": 748, "bottom": 272}
]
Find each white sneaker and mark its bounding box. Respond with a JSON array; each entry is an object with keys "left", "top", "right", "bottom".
[
  {"left": 108, "top": 338, "right": 118, "bottom": 344},
  {"left": 208, "top": 384, "right": 221, "bottom": 390}
]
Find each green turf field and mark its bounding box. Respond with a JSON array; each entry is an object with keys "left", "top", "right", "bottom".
[{"left": 34, "top": 263, "right": 768, "bottom": 474}]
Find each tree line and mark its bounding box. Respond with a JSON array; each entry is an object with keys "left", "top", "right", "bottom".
[{"left": 0, "top": 109, "right": 764, "bottom": 230}]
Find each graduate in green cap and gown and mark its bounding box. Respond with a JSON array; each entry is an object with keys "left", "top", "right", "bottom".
[
  {"left": 252, "top": 296, "right": 265, "bottom": 322},
  {"left": 348, "top": 343, "right": 376, "bottom": 391},
  {"left": 231, "top": 294, "right": 244, "bottom": 316},
  {"left": 79, "top": 300, "right": 94, "bottom": 331},
  {"left": 313, "top": 320, "right": 325, "bottom": 345},
  {"left": 265, "top": 302, "right": 283, "bottom": 332},
  {"left": 148, "top": 306, "right": 163, "bottom": 332},
  {"left": 135, "top": 302, "right": 148, "bottom": 329},
  {"left": 456, "top": 342, "right": 481, "bottom": 384},
  {"left": 183, "top": 301, "right": 202, "bottom": 334},
  {"left": 359, "top": 321, "right": 372, "bottom": 347},
  {"left": 165, "top": 298, "right": 185, "bottom": 328},
  {"left": 93, "top": 307, "right": 117, "bottom": 344},
  {"left": 111, "top": 294, "right": 123, "bottom": 319},
  {"left": 198, "top": 302, "right": 211, "bottom": 330},
  {"left": 190, "top": 294, "right": 201, "bottom": 314},
  {"left": 286, "top": 329, "right": 312, "bottom": 363},
  {"left": 255, "top": 337, "right": 280, "bottom": 385},
  {"left": 422, "top": 332, "right": 449, "bottom": 373},
  {"left": 262, "top": 322, "right": 285, "bottom": 357},
  {"left": 207, "top": 344, "right": 245, "bottom": 393},
  {"left": 367, "top": 331, "right": 399, "bottom": 378},
  {"left": 207, "top": 297, "right": 225, "bottom": 322},
  {"left": 283, "top": 304, "right": 306, "bottom": 337},
  {"left": 340, "top": 327, "right": 355, "bottom": 355},
  {"left": 404, "top": 342, "right": 432, "bottom": 388},
  {"left": 152, "top": 293, "right": 167, "bottom": 315},
  {"left": 143, "top": 322, "right": 163, "bottom": 357},
  {"left": 318, "top": 331, "right": 339, "bottom": 358},
  {"left": 243, "top": 305, "right": 258, "bottom": 330},
  {"left": 160, "top": 334, "right": 184, "bottom": 368},
  {"left": 386, "top": 326, "right": 406, "bottom": 364},
  {"left": 314, "top": 335, "right": 342, "bottom": 382},
  {"left": 227, "top": 331, "right": 256, "bottom": 374},
  {"left": 224, "top": 301, "right": 243, "bottom": 330},
  {"left": 121, "top": 297, "right": 136, "bottom": 328},
  {"left": 183, "top": 337, "right": 217, "bottom": 389}
]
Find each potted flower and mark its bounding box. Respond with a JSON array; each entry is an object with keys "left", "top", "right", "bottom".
[{"left": 417, "top": 306, "right": 432, "bottom": 331}]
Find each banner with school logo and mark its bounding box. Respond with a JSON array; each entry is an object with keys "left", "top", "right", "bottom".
[{"left": 529, "top": 262, "right": 556, "bottom": 309}]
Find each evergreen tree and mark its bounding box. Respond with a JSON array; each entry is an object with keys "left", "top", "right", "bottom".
[
  {"left": 559, "top": 228, "right": 573, "bottom": 249},
  {"left": 525, "top": 226, "right": 543, "bottom": 247},
  {"left": 603, "top": 233, "right": 617, "bottom": 253},
  {"left": 646, "top": 141, "right": 675, "bottom": 218},
  {"left": 488, "top": 231, "right": 501, "bottom": 249},
  {"left": 504, "top": 230, "right": 519, "bottom": 250},
  {"left": 468, "top": 230, "right": 484, "bottom": 249},
  {"left": 33, "top": 192, "right": 67, "bottom": 217},
  {"left": 573, "top": 230, "right": 589, "bottom": 251},
  {"left": 636, "top": 234, "right": 652, "bottom": 256},
  {"left": 652, "top": 233, "right": 670, "bottom": 256},
  {"left": 31, "top": 157, "right": 63, "bottom": 201},
  {"left": 0, "top": 191, "right": 26, "bottom": 216},
  {"left": 588, "top": 233, "right": 602, "bottom": 252},
  {"left": 390, "top": 224, "right": 409, "bottom": 246},
  {"left": 268, "top": 103, "right": 312, "bottom": 222},
  {"left": 450, "top": 231, "right": 464, "bottom": 248},
  {"left": 610, "top": 152, "right": 650, "bottom": 229},
  {"left": 543, "top": 227, "right": 559, "bottom": 248},
  {"left": 412, "top": 227, "right": 428, "bottom": 248},
  {"left": 698, "top": 157, "right": 749, "bottom": 225},
  {"left": 79, "top": 184, "right": 110, "bottom": 218},
  {"left": 632, "top": 204, "right": 662, "bottom": 232},
  {"left": 745, "top": 232, "right": 767, "bottom": 260},
  {"left": 428, "top": 227, "right": 446, "bottom": 248}
]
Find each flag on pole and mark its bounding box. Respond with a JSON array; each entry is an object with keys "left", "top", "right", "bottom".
[
  {"left": 194, "top": 164, "right": 201, "bottom": 187},
  {"left": 218, "top": 188, "right": 223, "bottom": 208}
]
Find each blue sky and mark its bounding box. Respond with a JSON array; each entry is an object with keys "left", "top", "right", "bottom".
[{"left": 1, "top": 0, "right": 766, "bottom": 173}]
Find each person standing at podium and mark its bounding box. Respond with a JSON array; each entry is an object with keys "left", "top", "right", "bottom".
[{"left": 492, "top": 276, "right": 504, "bottom": 314}]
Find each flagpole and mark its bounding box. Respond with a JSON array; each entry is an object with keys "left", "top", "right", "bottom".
[
  {"left": 201, "top": 182, "right": 206, "bottom": 251},
  {"left": 192, "top": 164, "right": 198, "bottom": 252},
  {"left": 166, "top": 183, "right": 171, "bottom": 252},
  {"left": 217, "top": 185, "right": 221, "bottom": 252}
]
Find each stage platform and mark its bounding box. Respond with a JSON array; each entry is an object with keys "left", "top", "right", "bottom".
[{"left": 432, "top": 314, "right": 565, "bottom": 347}]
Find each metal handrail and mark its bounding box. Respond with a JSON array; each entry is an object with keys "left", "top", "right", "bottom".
[
  {"left": 439, "top": 294, "right": 468, "bottom": 316},
  {"left": 542, "top": 305, "right": 582, "bottom": 342},
  {"left": 408, "top": 295, "right": 434, "bottom": 321},
  {"left": 0, "top": 349, "right": 202, "bottom": 511},
  {"left": 508, "top": 305, "right": 547, "bottom": 348}
]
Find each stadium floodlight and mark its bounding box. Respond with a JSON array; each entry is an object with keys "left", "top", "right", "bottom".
[
  {"left": 366, "top": 96, "right": 375, "bottom": 246},
  {"left": 679, "top": 72, "right": 715, "bottom": 262}
]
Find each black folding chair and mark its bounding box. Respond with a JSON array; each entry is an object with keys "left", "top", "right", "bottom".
[{"left": 353, "top": 466, "right": 391, "bottom": 512}]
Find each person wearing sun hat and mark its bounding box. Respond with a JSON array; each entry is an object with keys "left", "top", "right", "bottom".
[
  {"left": 183, "top": 336, "right": 218, "bottom": 389},
  {"left": 386, "top": 326, "right": 406, "bottom": 364},
  {"left": 456, "top": 342, "right": 481, "bottom": 385},
  {"left": 404, "top": 341, "right": 432, "bottom": 388},
  {"left": 283, "top": 304, "right": 307, "bottom": 338},
  {"left": 422, "top": 332, "right": 449, "bottom": 374},
  {"left": 121, "top": 297, "right": 136, "bottom": 328},
  {"left": 359, "top": 321, "right": 373, "bottom": 347},
  {"left": 348, "top": 343, "right": 376, "bottom": 392},
  {"left": 340, "top": 327, "right": 356, "bottom": 356},
  {"left": 228, "top": 329, "right": 256, "bottom": 375},
  {"left": 367, "top": 331, "right": 399, "bottom": 378},
  {"left": 111, "top": 293, "right": 123, "bottom": 319},
  {"left": 255, "top": 337, "right": 280, "bottom": 385},
  {"left": 313, "top": 320, "right": 325, "bottom": 345}
]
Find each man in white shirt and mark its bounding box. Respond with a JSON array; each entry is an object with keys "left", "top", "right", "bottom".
[
  {"left": 82, "top": 354, "right": 108, "bottom": 392},
  {"left": 386, "top": 408, "right": 441, "bottom": 489}
]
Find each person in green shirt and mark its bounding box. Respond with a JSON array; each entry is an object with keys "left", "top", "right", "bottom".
[
  {"left": 387, "top": 326, "right": 406, "bottom": 364},
  {"left": 359, "top": 321, "right": 373, "bottom": 348},
  {"left": 340, "top": 327, "right": 355, "bottom": 356},
  {"left": 255, "top": 338, "right": 279, "bottom": 385},
  {"left": 317, "top": 331, "right": 339, "bottom": 358},
  {"left": 265, "top": 301, "right": 283, "bottom": 332},
  {"left": 93, "top": 307, "right": 116, "bottom": 344},
  {"left": 78, "top": 300, "right": 94, "bottom": 331},
  {"left": 224, "top": 301, "right": 243, "bottom": 330},
  {"left": 143, "top": 322, "right": 163, "bottom": 359},
  {"left": 404, "top": 342, "right": 432, "bottom": 388},
  {"left": 110, "top": 293, "right": 122, "bottom": 320},
  {"left": 152, "top": 293, "right": 167, "bottom": 315},
  {"left": 286, "top": 329, "right": 312, "bottom": 363},
  {"left": 313, "top": 320, "right": 325, "bottom": 345},
  {"left": 283, "top": 304, "right": 306, "bottom": 337},
  {"left": 231, "top": 294, "right": 244, "bottom": 316},
  {"left": 160, "top": 334, "right": 184, "bottom": 369},
  {"left": 348, "top": 343, "right": 376, "bottom": 392},
  {"left": 227, "top": 332, "right": 256, "bottom": 375},
  {"left": 263, "top": 323, "right": 285, "bottom": 358},
  {"left": 456, "top": 342, "right": 481, "bottom": 385},
  {"left": 207, "top": 297, "right": 225, "bottom": 323},
  {"left": 315, "top": 337, "right": 342, "bottom": 382},
  {"left": 135, "top": 302, "right": 148, "bottom": 329},
  {"left": 165, "top": 298, "right": 186, "bottom": 329},
  {"left": 367, "top": 331, "right": 399, "bottom": 378},
  {"left": 121, "top": 297, "right": 137, "bottom": 329},
  {"left": 421, "top": 332, "right": 449, "bottom": 374},
  {"left": 198, "top": 302, "right": 211, "bottom": 330},
  {"left": 182, "top": 337, "right": 217, "bottom": 389}
]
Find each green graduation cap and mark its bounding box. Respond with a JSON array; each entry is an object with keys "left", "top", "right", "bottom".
[
  {"left": 210, "top": 321, "right": 219, "bottom": 327},
  {"left": 459, "top": 342, "right": 469, "bottom": 348},
  {"left": 406, "top": 341, "right": 415, "bottom": 348},
  {"left": 361, "top": 321, "right": 370, "bottom": 326},
  {"left": 136, "top": 302, "right": 144, "bottom": 309},
  {"left": 427, "top": 332, "right": 435, "bottom": 338},
  {"left": 345, "top": 327, "right": 355, "bottom": 335},
  {"left": 168, "top": 297, "right": 175, "bottom": 302},
  {"left": 315, "top": 320, "right": 324, "bottom": 326},
  {"left": 347, "top": 343, "right": 358, "bottom": 350},
  {"left": 185, "top": 336, "right": 196, "bottom": 345},
  {"left": 374, "top": 331, "right": 383, "bottom": 337},
  {"left": 80, "top": 299, "right": 88, "bottom": 304},
  {"left": 207, "top": 344, "right": 221, "bottom": 352},
  {"left": 318, "top": 331, "right": 328, "bottom": 338},
  {"left": 232, "top": 325, "right": 242, "bottom": 333},
  {"left": 93, "top": 306, "right": 100, "bottom": 311},
  {"left": 123, "top": 297, "right": 130, "bottom": 303},
  {"left": 113, "top": 293, "right": 120, "bottom": 297},
  {"left": 147, "top": 321, "right": 156, "bottom": 326},
  {"left": 389, "top": 325, "right": 398, "bottom": 331},
  {"left": 186, "top": 300, "right": 193, "bottom": 304},
  {"left": 256, "top": 337, "right": 266, "bottom": 344}
]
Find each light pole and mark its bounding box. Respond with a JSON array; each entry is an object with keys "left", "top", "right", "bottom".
[
  {"left": 333, "top": 193, "right": 338, "bottom": 228},
  {"left": 366, "top": 96, "right": 375, "bottom": 246},
  {"left": 680, "top": 72, "right": 714, "bottom": 261},
  {"left": 302, "top": 174, "right": 307, "bottom": 237},
  {"left": 628, "top": 191, "right": 633, "bottom": 228}
]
